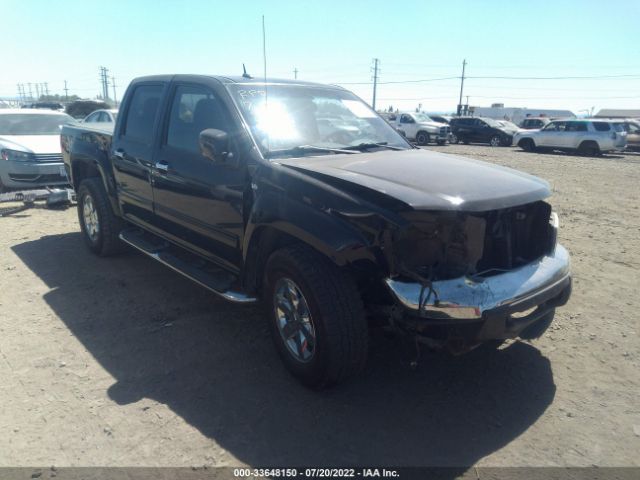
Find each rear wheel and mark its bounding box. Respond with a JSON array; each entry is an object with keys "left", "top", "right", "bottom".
[
  {"left": 578, "top": 141, "right": 600, "bottom": 157},
  {"left": 450, "top": 133, "right": 459, "bottom": 144},
  {"left": 77, "top": 178, "right": 125, "bottom": 256},
  {"left": 264, "top": 244, "right": 368, "bottom": 388},
  {"left": 415, "top": 131, "right": 430, "bottom": 146}
]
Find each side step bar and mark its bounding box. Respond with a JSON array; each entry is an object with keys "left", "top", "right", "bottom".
[{"left": 119, "top": 229, "right": 257, "bottom": 304}]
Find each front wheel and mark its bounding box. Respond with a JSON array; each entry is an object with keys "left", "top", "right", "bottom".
[
  {"left": 415, "top": 131, "right": 430, "bottom": 146},
  {"left": 450, "top": 133, "right": 459, "bottom": 144},
  {"left": 519, "top": 138, "right": 536, "bottom": 152},
  {"left": 264, "top": 244, "right": 368, "bottom": 388},
  {"left": 489, "top": 135, "right": 502, "bottom": 147},
  {"left": 77, "top": 178, "right": 125, "bottom": 256}
]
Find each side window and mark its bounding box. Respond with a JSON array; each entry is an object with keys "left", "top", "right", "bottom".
[
  {"left": 628, "top": 123, "right": 640, "bottom": 134},
  {"left": 123, "top": 84, "right": 163, "bottom": 144},
  {"left": 400, "top": 114, "right": 413, "bottom": 124},
  {"left": 85, "top": 113, "right": 97, "bottom": 123},
  {"left": 97, "top": 112, "right": 109, "bottom": 122},
  {"left": 592, "top": 122, "right": 610, "bottom": 132},
  {"left": 166, "top": 85, "right": 229, "bottom": 154},
  {"left": 566, "top": 122, "right": 587, "bottom": 132},
  {"left": 543, "top": 122, "right": 557, "bottom": 131}
]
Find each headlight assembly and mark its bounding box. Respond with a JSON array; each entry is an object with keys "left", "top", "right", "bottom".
[{"left": 0, "top": 149, "right": 34, "bottom": 162}]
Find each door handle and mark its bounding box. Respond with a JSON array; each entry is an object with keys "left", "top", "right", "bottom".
[
  {"left": 155, "top": 162, "right": 169, "bottom": 173},
  {"left": 113, "top": 149, "right": 125, "bottom": 159}
]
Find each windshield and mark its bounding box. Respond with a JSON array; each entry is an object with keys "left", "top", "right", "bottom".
[
  {"left": 0, "top": 113, "right": 74, "bottom": 135},
  {"left": 412, "top": 112, "right": 434, "bottom": 123},
  {"left": 482, "top": 118, "right": 502, "bottom": 127},
  {"left": 226, "top": 84, "right": 410, "bottom": 158}
]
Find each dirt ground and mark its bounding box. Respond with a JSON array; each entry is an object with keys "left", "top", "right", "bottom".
[{"left": 0, "top": 145, "right": 639, "bottom": 468}]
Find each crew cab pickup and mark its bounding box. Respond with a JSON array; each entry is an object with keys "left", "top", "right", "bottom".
[
  {"left": 387, "top": 112, "right": 451, "bottom": 145},
  {"left": 61, "top": 74, "right": 572, "bottom": 388}
]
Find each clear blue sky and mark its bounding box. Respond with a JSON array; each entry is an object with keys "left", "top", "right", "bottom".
[{"left": 2, "top": 0, "right": 639, "bottom": 113}]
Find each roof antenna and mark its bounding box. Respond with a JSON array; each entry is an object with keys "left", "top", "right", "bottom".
[
  {"left": 262, "top": 14, "right": 270, "bottom": 152},
  {"left": 242, "top": 64, "right": 252, "bottom": 79}
]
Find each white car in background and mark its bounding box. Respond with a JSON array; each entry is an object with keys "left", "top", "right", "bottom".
[
  {"left": 83, "top": 109, "right": 118, "bottom": 127},
  {"left": 387, "top": 112, "right": 451, "bottom": 145},
  {"left": 514, "top": 119, "right": 627, "bottom": 156},
  {"left": 0, "top": 109, "right": 75, "bottom": 191}
]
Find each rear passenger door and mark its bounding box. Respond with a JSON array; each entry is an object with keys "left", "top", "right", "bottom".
[
  {"left": 112, "top": 82, "right": 166, "bottom": 224},
  {"left": 151, "top": 83, "right": 247, "bottom": 270}
]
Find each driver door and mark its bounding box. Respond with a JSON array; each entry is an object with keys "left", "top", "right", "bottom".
[
  {"left": 398, "top": 114, "right": 416, "bottom": 139},
  {"left": 151, "top": 83, "right": 247, "bottom": 270}
]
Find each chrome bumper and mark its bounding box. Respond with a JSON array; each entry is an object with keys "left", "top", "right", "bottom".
[{"left": 384, "top": 244, "right": 571, "bottom": 320}]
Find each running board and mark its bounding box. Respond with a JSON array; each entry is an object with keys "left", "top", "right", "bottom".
[{"left": 119, "top": 229, "right": 257, "bottom": 303}]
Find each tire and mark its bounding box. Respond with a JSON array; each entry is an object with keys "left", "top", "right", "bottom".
[
  {"left": 450, "top": 133, "right": 459, "bottom": 144},
  {"left": 263, "top": 244, "right": 368, "bottom": 388},
  {"left": 578, "top": 141, "right": 600, "bottom": 157},
  {"left": 489, "top": 135, "right": 502, "bottom": 147},
  {"left": 415, "top": 131, "right": 430, "bottom": 146},
  {"left": 77, "top": 177, "right": 125, "bottom": 256},
  {"left": 519, "top": 138, "right": 536, "bottom": 152}
]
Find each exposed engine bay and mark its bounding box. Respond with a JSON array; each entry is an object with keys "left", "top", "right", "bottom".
[{"left": 391, "top": 200, "right": 556, "bottom": 282}]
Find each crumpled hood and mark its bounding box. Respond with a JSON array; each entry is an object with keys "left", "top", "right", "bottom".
[
  {"left": 0, "top": 135, "right": 61, "bottom": 154},
  {"left": 276, "top": 149, "right": 550, "bottom": 212}
]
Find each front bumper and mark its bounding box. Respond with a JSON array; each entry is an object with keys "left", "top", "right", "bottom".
[
  {"left": 0, "top": 160, "right": 69, "bottom": 189},
  {"left": 384, "top": 244, "right": 572, "bottom": 339}
]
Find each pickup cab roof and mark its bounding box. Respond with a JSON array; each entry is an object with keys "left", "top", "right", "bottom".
[{"left": 130, "top": 74, "right": 346, "bottom": 89}]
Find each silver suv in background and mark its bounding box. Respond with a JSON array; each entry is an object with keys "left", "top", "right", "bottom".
[{"left": 514, "top": 119, "right": 627, "bottom": 156}]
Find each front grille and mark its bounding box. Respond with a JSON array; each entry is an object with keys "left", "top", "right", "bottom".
[
  {"left": 33, "top": 153, "right": 63, "bottom": 163},
  {"left": 395, "top": 201, "right": 556, "bottom": 281},
  {"left": 476, "top": 201, "right": 555, "bottom": 274},
  {"left": 439, "top": 126, "right": 451, "bottom": 135}
]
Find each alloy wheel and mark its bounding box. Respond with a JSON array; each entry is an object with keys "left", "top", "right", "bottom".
[{"left": 273, "top": 277, "right": 316, "bottom": 363}]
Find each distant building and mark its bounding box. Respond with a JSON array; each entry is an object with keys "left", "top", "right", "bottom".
[
  {"left": 594, "top": 109, "right": 640, "bottom": 119},
  {"left": 468, "top": 105, "right": 575, "bottom": 125}
]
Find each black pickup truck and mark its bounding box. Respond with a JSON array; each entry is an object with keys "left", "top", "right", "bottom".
[{"left": 61, "top": 74, "right": 571, "bottom": 388}]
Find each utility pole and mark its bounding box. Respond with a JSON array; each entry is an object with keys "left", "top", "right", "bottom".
[
  {"left": 64, "top": 80, "right": 69, "bottom": 101},
  {"left": 27, "top": 83, "right": 33, "bottom": 100},
  {"left": 99, "top": 66, "right": 110, "bottom": 101},
  {"left": 293, "top": 67, "right": 298, "bottom": 80},
  {"left": 44, "top": 82, "right": 49, "bottom": 97},
  {"left": 457, "top": 59, "right": 467, "bottom": 116},
  {"left": 35, "top": 83, "right": 40, "bottom": 100},
  {"left": 17, "top": 84, "right": 23, "bottom": 102},
  {"left": 371, "top": 58, "right": 380, "bottom": 110},
  {"left": 111, "top": 76, "right": 118, "bottom": 107}
]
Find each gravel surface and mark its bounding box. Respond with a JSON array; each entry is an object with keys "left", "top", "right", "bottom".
[{"left": 0, "top": 145, "right": 639, "bottom": 467}]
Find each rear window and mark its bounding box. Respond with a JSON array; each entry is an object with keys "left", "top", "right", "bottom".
[
  {"left": 592, "top": 122, "right": 611, "bottom": 132},
  {"left": 123, "top": 84, "right": 164, "bottom": 144}
]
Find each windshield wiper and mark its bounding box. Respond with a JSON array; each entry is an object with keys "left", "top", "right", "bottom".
[
  {"left": 264, "top": 145, "right": 357, "bottom": 159},
  {"left": 343, "top": 142, "right": 406, "bottom": 151}
]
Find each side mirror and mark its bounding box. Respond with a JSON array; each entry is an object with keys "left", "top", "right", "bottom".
[{"left": 199, "top": 128, "right": 237, "bottom": 166}]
